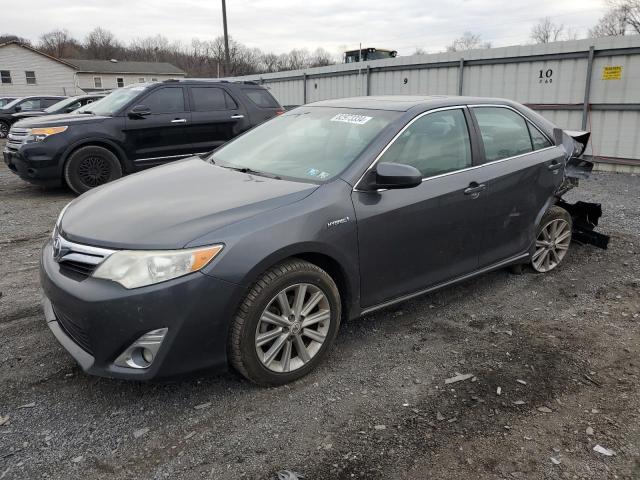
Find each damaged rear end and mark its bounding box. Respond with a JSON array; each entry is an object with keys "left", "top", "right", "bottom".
[{"left": 554, "top": 128, "right": 610, "bottom": 249}]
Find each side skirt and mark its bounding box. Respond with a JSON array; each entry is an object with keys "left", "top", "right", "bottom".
[{"left": 360, "top": 253, "right": 530, "bottom": 316}]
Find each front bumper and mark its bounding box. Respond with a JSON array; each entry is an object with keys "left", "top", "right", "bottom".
[
  {"left": 3, "top": 143, "right": 64, "bottom": 186},
  {"left": 40, "top": 240, "right": 246, "bottom": 380}
]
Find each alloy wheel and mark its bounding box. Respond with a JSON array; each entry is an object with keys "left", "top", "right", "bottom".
[
  {"left": 77, "top": 156, "right": 111, "bottom": 187},
  {"left": 0, "top": 122, "right": 8, "bottom": 139},
  {"left": 532, "top": 218, "right": 571, "bottom": 272},
  {"left": 255, "top": 283, "right": 331, "bottom": 373}
]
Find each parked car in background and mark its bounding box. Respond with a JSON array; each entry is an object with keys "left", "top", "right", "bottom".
[
  {"left": 11, "top": 94, "right": 105, "bottom": 122},
  {"left": 0, "top": 97, "right": 16, "bottom": 108},
  {"left": 40, "top": 96, "right": 604, "bottom": 385},
  {"left": 4, "top": 80, "right": 284, "bottom": 193},
  {"left": 0, "top": 96, "right": 66, "bottom": 138}
]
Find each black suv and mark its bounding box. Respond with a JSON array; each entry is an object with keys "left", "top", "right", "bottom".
[
  {"left": 0, "top": 96, "right": 67, "bottom": 138},
  {"left": 3, "top": 80, "right": 283, "bottom": 193}
]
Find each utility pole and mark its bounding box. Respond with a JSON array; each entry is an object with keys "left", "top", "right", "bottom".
[{"left": 221, "top": 0, "right": 231, "bottom": 76}]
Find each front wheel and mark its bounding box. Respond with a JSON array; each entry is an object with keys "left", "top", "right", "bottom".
[
  {"left": 0, "top": 121, "right": 9, "bottom": 139},
  {"left": 64, "top": 145, "right": 123, "bottom": 194},
  {"left": 228, "top": 259, "right": 341, "bottom": 386},
  {"left": 531, "top": 206, "right": 572, "bottom": 273}
]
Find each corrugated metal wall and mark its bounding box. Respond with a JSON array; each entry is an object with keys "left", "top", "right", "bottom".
[{"left": 227, "top": 36, "right": 640, "bottom": 163}]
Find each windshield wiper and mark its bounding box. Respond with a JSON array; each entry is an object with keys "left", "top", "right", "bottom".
[
  {"left": 77, "top": 110, "right": 93, "bottom": 114},
  {"left": 220, "top": 165, "right": 281, "bottom": 180}
]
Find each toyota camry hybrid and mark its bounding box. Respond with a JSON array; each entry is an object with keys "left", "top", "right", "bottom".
[{"left": 40, "top": 95, "right": 607, "bottom": 385}]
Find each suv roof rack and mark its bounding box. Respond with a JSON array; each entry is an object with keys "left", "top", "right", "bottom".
[{"left": 161, "top": 78, "right": 262, "bottom": 86}]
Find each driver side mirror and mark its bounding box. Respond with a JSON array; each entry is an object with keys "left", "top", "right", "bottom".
[
  {"left": 361, "top": 162, "right": 423, "bottom": 191},
  {"left": 14, "top": 105, "right": 21, "bottom": 112},
  {"left": 127, "top": 104, "right": 151, "bottom": 119}
]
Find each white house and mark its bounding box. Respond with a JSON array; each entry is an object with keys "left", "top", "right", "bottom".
[
  {"left": 0, "top": 41, "right": 81, "bottom": 96},
  {"left": 62, "top": 59, "right": 186, "bottom": 92}
]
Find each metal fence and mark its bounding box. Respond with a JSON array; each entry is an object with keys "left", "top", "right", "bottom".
[{"left": 227, "top": 36, "right": 640, "bottom": 165}]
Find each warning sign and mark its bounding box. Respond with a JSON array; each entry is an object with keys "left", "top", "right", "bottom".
[{"left": 602, "top": 66, "right": 623, "bottom": 80}]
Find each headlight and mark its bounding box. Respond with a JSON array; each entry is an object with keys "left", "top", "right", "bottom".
[
  {"left": 93, "top": 245, "right": 224, "bottom": 289},
  {"left": 26, "top": 126, "right": 68, "bottom": 143}
]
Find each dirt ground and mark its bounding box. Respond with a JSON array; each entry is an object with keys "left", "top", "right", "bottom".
[{"left": 0, "top": 140, "right": 638, "bottom": 480}]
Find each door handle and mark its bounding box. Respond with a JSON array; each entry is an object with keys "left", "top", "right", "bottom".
[
  {"left": 230, "top": 114, "right": 245, "bottom": 119},
  {"left": 171, "top": 118, "right": 187, "bottom": 124},
  {"left": 547, "top": 161, "right": 562, "bottom": 171},
  {"left": 464, "top": 183, "right": 486, "bottom": 196}
]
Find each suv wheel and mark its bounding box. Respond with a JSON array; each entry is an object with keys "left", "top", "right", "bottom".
[
  {"left": 0, "top": 121, "right": 9, "bottom": 139},
  {"left": 64, "top": 146, "right": 123, "bottom": 194},
  {"left": 531, "top": 206, "right": 572, "bottom": 273},
  {"left": 229, "top": 259, "right": 341, "bottom": 386}
]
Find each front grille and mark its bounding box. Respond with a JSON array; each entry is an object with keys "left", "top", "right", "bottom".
[
  {"left": 6, "top": 127, "right": 29, "bottom": 151},
  {"left": 59, "top": 260, "right": 98, "bottom": 279},
  {"left": 53, "top": 231, "right": 114, "bottom": 281},
  {"left": 53, "top": 305, "right": 94, "bottom": 355}
]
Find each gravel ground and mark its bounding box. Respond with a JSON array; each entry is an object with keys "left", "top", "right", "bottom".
[{"left": 0, "top": 142, "right": 639, "bottom": 480}]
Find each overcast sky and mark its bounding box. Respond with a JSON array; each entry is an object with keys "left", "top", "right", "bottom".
[{"left": 4, "top": 0, "right": 607, "bottom": 56}]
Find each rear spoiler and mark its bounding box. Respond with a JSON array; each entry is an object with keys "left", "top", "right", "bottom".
[{"left": 553, "top": 128, "right": 591, "bottom": 159}]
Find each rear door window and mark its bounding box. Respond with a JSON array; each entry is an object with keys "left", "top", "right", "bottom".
[
  {"left": 473, "top": 107, "right": 533, "bottom": 162},
  {"left": 378, "top": 108, "right": 472, "bottom": 178},
  {"left": 19, "top": 99, "right": 42, "bottom": 110},
  {"left": 140, "top": 87, "right": 185, "bottom": 113},
  {"left": 242, "top": 88, "right": 279, "bottom": 108},
  {"left": 191, "top": 87, "right": 237, "bottom": 111}
]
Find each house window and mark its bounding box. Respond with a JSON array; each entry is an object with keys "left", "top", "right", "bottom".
[
  {"left": 25, "top": 71, "right": 36, "bottom": 85},
  {"left": 138, "top": 77, "right": 145, "bottom": 83},
  {"left": 151, "top": 78, "right": 158, "bottom": 82},
  {"left": 0, "top": 71, "right": 11, "bottom": 84},
  {"left": 94, "top": 76, "right": 102, "bottom": 88},
  {"left": 116, "top": 77, "right": 124, "bottom": 88}
]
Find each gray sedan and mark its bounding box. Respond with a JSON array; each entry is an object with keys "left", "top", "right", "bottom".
[{"left": 40, "top": 95, "right": 603, "bottom": 385}]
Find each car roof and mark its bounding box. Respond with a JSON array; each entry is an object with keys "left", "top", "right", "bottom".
[
  {"left": 307, "top": 95, "right": 516, "bottom": 112},
  {"left": 18, "top": 95, "right": 67, "bottom": 100}
]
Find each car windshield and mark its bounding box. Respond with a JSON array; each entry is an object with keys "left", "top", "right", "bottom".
[
  {"left": 210, "top": 107, "right": 399, "bottom": 182},
  {"left": 44, "top": 97, "right": 81, "bottom": 113},
  {"left": 1, "top": 98, "right": 24, "bottom": 110},
  {"left": 78, "top": 86, "right": 147, "bottom": 116}
]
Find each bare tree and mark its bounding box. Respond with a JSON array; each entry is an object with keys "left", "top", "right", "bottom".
[
  {"left": 309, "top": 48, "right": 334, "bottom": 67},
  {"left": 84, "top": 27, "right": 121, "bottom": 59},
  {"left": 0, "top": 33, "right": 31, "bottom": 45},
  {"left": 531, "top": 17, "right": 565, "bottom": 43},
  {"left": 39, "top": 29, "right": 81, "bottom": 58},
  {"left": 413, "top": 47, "right": 428, "bottom": 55},
  {"left": 590, "top": 0, "right": 640, "bottom": 36},
  {"left": 446, "top": 32, "right": 491, "bottom": 52}
]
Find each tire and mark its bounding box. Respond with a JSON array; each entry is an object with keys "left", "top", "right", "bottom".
[
  {"left": 0, "top": 121, "right": 9, "bottom": 139},
  {"left": 530, "top": 206, "right": 572, "bottom": 273},
  {"left": 64, "top": 145, "right": 123, "bottom": 194},
  {"left": 229, "top": 259, "right": 341, "bottom": 386}
]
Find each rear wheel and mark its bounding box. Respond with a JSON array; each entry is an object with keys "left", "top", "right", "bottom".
[
  {"left": 0, "top": 121, "right": 9, "bottom": 139},
  {"left": 531, "top": 206, "right": 572, "bottom": 273},
  {"left": 228, "top": 259, "right": 341, "bottom": 386},
  {"left": 64, "top": 145, "right": 122, "bottom": 194}
]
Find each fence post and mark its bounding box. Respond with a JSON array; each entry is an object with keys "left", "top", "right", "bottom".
[
  {"left": 582, "top": 46, "right": 595, "bottom": 131},
  {"left": 302, "top": 73, "right": 307, "bottom": 105},
  {"left": 366, "top": 65, "right": 371, "bottom": 96},
  {"left": 458, "top": 58, "right": 465, "bottom": 96}
]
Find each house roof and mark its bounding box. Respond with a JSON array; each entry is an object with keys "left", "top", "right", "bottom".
[
  {"left": 0, "top": 41, "right": 78, "bottom": 69},
  {"left": 62, "top": 58, "right": 185, "bottom": 75}
]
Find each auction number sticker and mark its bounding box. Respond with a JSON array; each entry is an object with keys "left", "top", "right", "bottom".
[{"left": 330, "top": 113, "right": 372, "bottom": 125}]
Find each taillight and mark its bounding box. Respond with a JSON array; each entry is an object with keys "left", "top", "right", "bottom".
[{"left": 275, "top": 109, "right": 285, "bottom": 115}]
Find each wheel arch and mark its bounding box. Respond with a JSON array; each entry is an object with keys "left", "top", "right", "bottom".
[
  {"left": 61, "top": 138, "right": 129, "bottom": 177},
  {"left": 235, "top": 244, "right": 360, "bottom": 322}
]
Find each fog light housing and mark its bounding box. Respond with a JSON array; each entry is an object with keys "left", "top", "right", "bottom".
[{"left": 114, "top": 328, "right": 167, "bottom": 369}]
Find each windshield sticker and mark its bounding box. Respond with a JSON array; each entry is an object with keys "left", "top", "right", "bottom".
[
  {"left": 330, "top": 113, "right": 372, "bottom": 125},
  {"left": 318, "top": 171, "right": 330, "bottom": 180},
  {"left": 307, "top": 168, "right": 320, "bottom": 177}
]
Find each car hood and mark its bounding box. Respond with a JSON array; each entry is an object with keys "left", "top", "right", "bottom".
[
  {"left": 60, "top": 158, "right": 318, "bottom": 249},
  {"left": 13, "top": 113, "right": 109, "bottom": 128},
  {"left": 12, "top": 111, "right": 46, "bottom": 119}
]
